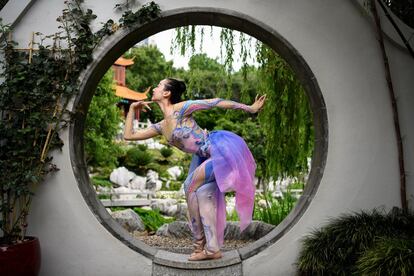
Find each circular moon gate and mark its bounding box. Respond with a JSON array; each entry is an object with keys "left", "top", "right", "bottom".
[{"left": 69, "top": 7, "right": 328, "bottom": 266}]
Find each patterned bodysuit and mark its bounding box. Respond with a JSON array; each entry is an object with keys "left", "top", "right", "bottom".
[{"left": 151, "top": 99, "right": 256, "bottom": 253}]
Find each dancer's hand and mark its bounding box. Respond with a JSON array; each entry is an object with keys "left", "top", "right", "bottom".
[
  {"left": 130, "top": 101, "right": 153, "bottom": 112},
  {"left": 250, "top": 94, "right": 266, "bottom": 113}
]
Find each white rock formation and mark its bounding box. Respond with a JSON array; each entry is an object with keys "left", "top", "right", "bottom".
[{"left": 110, "top": 166, "right": 136, "bottom": 187}]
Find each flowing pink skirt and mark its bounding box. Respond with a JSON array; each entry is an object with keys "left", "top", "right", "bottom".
[{"left": 189, "top": 130, "right": 256, "bottom": 246}]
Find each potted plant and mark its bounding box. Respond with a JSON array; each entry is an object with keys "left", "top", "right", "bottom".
[{"left": 0, "top": 2, "right": 160, "bottom": 274}]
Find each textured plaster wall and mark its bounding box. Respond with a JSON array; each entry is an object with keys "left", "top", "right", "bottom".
[{"left": 1, "top": 0, "right": 413, "bottom": 275}]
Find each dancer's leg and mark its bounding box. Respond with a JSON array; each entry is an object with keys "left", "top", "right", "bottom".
[
  {"left": 196, "top": 181, "right": 219, "bottom": 253},
  {"left": 184, "top": 155, "right": 206, "bottom": 247},
  {"left": 184, "top": 159, "right": 220, "bottom": 254}
]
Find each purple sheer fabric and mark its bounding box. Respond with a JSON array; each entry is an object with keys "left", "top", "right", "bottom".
[{"left": 209, "top": 130, "right": 256, "bottom": 246}]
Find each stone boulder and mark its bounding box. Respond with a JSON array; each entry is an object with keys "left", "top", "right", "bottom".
[
  {"left": 146, "top": 170, "right": 162, "bottom": 192},
  {"left": 156, "top": 221, "right": 192, "bottom": 238},
  {"left": 165, "top": 203, "right": 188, "bottom": 220},
  {"left": 111, "top": 208, "right": 145, "bottom": 232},
  {"left": 224, "top": 220, "right": 275, "bottom": 240},
  {"left": 129, "top": 175, "right": 146, "bottom": 190},
  {"left": 150, "top": 199, "right": 177, "bottom": 214},
  {"left": 110, "top": 167, "right": 136, "bottom": 187},
  {"left": 167, "top": 166, "right": 183, "bottom": 180}
]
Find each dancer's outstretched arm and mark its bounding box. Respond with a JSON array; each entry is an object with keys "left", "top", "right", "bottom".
[
  {"left": 176, "top": 95, "right": 266, "bottom": 117},
  {"left": 124, "top": 101, "right": 159, "bottom": 140}
]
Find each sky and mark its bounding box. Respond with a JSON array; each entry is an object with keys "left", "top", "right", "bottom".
[{"left": 147, "top": 26, "right": 258, "bottom": 71}]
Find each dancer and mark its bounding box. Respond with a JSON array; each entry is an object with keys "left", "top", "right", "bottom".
[{"left": 124, "top": 78, "right": 266, "bottom": 261}]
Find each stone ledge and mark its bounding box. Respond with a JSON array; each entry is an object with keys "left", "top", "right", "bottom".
[
  {"left": 152, "top": 262, "right": 242, "bottom": 276},
  {"left": 153, "top": 249, "right": 241, "bottom": 269}
]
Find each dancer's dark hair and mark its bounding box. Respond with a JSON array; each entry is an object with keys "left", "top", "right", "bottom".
[{"left": 165, "top": 78, "right": 186, "bottom": 104}]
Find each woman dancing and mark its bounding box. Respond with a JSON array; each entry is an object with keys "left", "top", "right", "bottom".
[{"left": 124, "top": 78, "right": 266, "bottom": 261}]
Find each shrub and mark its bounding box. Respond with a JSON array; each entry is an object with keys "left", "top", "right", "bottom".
[
  {"left": 124, "top": 147, "right": 153, "bottom": 168},
  {"left": 137, "top": 144, "right": 148, "bottom": 151},
  {"left": 84, "top": 70, "right": 122, "bottom": 169},
  {"left": 133, "top": 207, "right": 174, "bottom": 232},
  {"left": 160, "top": 146, "right": 173, "bottom": 159},
  {"left": 297, "top": 207, "right": 414, "bottom": 275},
  {"left": 356, "top": 237, "right": 414, "bottom": 276}
]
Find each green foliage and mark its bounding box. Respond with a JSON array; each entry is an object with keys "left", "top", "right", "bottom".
[
  {"left": 256, "top": 44, "right": 313, "bottom": 180},
  {"left": 0, "top": 0, "right": 110, "bottom": 243},
  {"left": 90, "top": 176, "right": 113, "bottom": 188},
  {"left": 356, "top": 237, "right": 414, "bottom": 276},
  {"left": 288, "top": 181, "right": 305, "bottom": 190},
  {"left": 137, "top": 144, "right": 148, "bottom": 151},
  {"left": 181, "top": 53, "right": 227, "bottom": 98},
  {"left": 297, "top": 208, "right": 414, "bottom": 275},
  {"left": 84, "top": 70, "right": 122, "bottom": 168},
  {"left": 133, "top": 207, "right": 174, "bottom": 232},
  {"left": 124, "top": 146, "right": 153, "bottom": 172},
  {"left": 0, "top": 0, "right": 161, "bottom": 244},
  {"left": 160, "top": 147, "right": 173, "bottom": 159},
  {"left": 253, "top": 191, "right": 297, "bottom": 226},
  {"left": 118, "top": 1, "right": 161, "bottom": 28}
]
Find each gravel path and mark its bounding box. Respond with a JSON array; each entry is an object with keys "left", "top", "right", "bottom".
[{"left": 134, "top": 231, "right": 255, "bottom": 254}]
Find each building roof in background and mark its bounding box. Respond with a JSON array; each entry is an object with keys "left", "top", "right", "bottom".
[
  {"left": 115, "top": 85, "right": 150, "bottom": 101},
  {"left": 114, "top": 56, "right": 134, "bottom": 66}
]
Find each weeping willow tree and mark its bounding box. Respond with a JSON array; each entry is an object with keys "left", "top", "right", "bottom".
[
  {"left": 171, "top": 26, "right": 313, "bottom": 183},
  {"left": 255, "top": 44, "right": 313, "bottom": 180}
]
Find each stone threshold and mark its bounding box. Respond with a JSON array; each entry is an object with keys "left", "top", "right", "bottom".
[{"left": 153, "top": 249, "right": 241, "bottom": 269}]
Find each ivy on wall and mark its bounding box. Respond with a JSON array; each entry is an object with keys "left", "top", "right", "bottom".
[{"left": 0, "top": 0, "right": 160, "bottom": 244}]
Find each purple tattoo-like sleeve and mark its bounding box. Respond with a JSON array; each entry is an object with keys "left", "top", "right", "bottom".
[
  {"left": 181, "top": 98, "right": 253, "bottom": 116},
  {"left": 150, "top": 122, "right": 162, "bottom": 134}
]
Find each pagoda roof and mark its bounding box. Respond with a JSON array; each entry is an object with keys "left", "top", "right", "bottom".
[
  {"left": 114, "top": 56, "right": 134, "bottom": 66},
  {"left": 115, "top": 85, "right": 150, "bottom": 101}
]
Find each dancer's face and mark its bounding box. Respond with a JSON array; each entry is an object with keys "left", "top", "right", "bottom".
[{"left": 151, "top": 79, "right": 170, "bottom": 102}]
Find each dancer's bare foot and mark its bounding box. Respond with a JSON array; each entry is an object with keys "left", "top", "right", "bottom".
[{"left": 188, "top": 249, "right": 222, "bottom": 261}]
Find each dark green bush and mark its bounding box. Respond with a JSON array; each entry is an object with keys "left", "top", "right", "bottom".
[
  {"left": 357, "top": 237, "right": 414, "bottom": 276},
  {"left": 137, "top": 144, "right": 148, "bottom": 151},
  {"left": 297, "top": 208, "right": 414, "bottom": 275},
  {"left": 160, "top": 146, "right": 173, "bottom": 159},
  {"left": 124, "top": 147, "right": 153, "bottom": 168}
]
